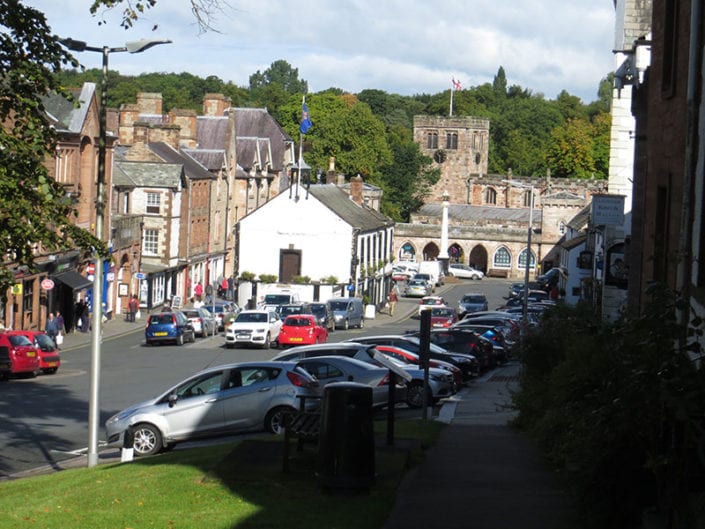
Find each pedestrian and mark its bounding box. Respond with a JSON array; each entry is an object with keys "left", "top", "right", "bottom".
[
  {"left": 45, "top": 312, "right": 59, "bottom": 345},
  {"left": 205, "top": 283, "right": 213, "bottom": 304},
  {"left": 388, "top": 287, "right": 398, "bottom": 316},
  {"left": 55, "top": 311, "right": 65, "bottom": 334},
  {"left": 80, "top": 302, "right": 90, "bottom": 333},
  {"left": 220, "top": 277, "right": 228, "bottom": 298},
  {"left": 74, "top": 300, "right": 85, "bottom": 332},
  {"left": 128, "top": 295, "right": 139, "bottom": 322},
  {"left": 194, "top": 281, "right": 203, "bottom": 299}
]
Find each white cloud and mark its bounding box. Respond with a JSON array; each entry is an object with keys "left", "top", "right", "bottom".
[{"left": 24, "top": 0, "right": 615, "bottom": 102}]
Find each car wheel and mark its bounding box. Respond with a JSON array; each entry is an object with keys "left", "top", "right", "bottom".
[
  {"left": 265, "top": 405, "right": 296, "bottom": 434},
  {"left": 131, "top": 423, "right": 163, "bottom": 457},
  {"left": 43, "top": 368, "right": 58, "bottom": 375},
  {"left": 177, "top": 334, "right": 185, "bottom": 346},
  {"left": 359, "top": 318, "right": 364, "bottom": 329},
  {"left": 406, "top": 382, "right": 429, "bottom": 409},
  {"left": 343, "top": 319, "right": 349, "bottom": 330},
  {"left": 262, "top": 333, "right": 270, "bottom": 349},
  {"left": 190, "top": 331, "right": 197, "bottom": 343}
]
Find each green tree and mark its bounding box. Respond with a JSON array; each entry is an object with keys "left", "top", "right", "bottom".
[
  {"left": 249, "top": 60, "right": 308, "bottom": 116},
  {"left": 279, "top": 92, "right": 392, "bottom": 178},
  {"left": 0, "top": 0, "right": 104, "bottom": 293},
  {"left": 544, "top": 117, "right": 598, "bottom": 178}
]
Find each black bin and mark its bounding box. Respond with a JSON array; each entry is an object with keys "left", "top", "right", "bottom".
[{"left": 317, "top": 381, "right": 375, "bottom": 490}]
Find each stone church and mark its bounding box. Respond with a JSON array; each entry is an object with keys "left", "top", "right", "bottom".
[{"left": 394, "top": 116, "right": 607, "bottom": 278}]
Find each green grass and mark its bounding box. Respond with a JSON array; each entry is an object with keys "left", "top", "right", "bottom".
[{"left": 0, "top": 420, "right": 444, "bottom": 529}]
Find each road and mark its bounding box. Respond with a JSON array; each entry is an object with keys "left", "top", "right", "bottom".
[{"left": 0, "top": 277, "right": 513, "bottom": 479}]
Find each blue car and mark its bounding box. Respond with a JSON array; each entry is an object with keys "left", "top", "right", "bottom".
[{"left": 145, "top": 310, "right": 196, "bottom": 346}]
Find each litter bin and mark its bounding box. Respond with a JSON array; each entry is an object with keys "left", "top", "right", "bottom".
[{"left": 317, "top": 381, "right": 375, "bottom": 490}]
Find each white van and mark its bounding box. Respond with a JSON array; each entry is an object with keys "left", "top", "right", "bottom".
[
  {"left": 327, "top": 297, "right": 364, "bottom": 330},
  {"left": 418, "top": 260, "right": 445, "bottom": 287}
]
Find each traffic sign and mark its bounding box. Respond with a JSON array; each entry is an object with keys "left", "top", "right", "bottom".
[
  {"left": 135, "top": 272, "right": 146, "bottom": 279},
  {"left": 41, "top": 278, "right": 55, "bottom": 290}
]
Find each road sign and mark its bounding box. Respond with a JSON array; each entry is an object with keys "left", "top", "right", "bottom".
[
  {"left": 135, "top": 272, "right": 146, "bottom": 279},
  {"left": 41, "top": 278, "right": 55, "bottom": 290}
]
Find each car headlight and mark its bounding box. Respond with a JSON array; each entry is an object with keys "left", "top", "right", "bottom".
[
  {"left": 430, "top": 373, "right": 445, "bottom": 382},
  {"left": 107, "top": 409, "right": 135, "bottom": 425}
]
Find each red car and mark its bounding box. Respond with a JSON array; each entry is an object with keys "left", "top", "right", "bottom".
[
  {"left": 278, "top": 314, "right": 328, "bottom": 347},
  {"left": 374, "top": 344, "right": 463, "bottom": 389},
  {"left": 8, "top": 330, "right": 61, "bottom": 374},
  {"left": 430, "top": 307, "right": 458, "bottom": 328},
  {"left": 0, "top": 332, "right": 39, "bottom": 379}
]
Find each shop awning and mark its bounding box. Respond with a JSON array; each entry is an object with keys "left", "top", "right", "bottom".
[{"left": 53, "top": 270, "right": 93, "bottom": 290}]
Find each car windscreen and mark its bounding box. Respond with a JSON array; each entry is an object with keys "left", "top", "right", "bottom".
[
  {"left": 264, "top": 294, "right": 291, "bottom": 305},
  {"left": 284, "top": 316, "right": 311, "bottom": 327},
  {"left": 8, "top": 335, "right": 32, "bottom": 346},
  {"left": 236, "top": 313, "right": 267, "bottom": 323},
  {"left": 150, "top": 314, "right": 175, "bottom": 325},
  {"left": 329, "top": 301, "right": 349, "bottom": 311},
  {"left": 462, "top": 295, "right": 486, "bottom": 303}
]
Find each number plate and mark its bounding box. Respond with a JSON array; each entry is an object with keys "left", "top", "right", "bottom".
[
  {"left": 154, "top": 332, "right": 168, "bottom": 337},
  {"left": 290, "top": 337, "right": 303, "bottom": 342},
  {"left": 27, "top": 351, "right": 35, "bottom": 357},
  {"left": 47, "top": 361, "right": 57, "bottom": 367}
]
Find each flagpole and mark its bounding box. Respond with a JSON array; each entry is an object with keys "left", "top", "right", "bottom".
[
  {"left": 450, "top": 84, "right": 454, "bottom": 117},
  {"left": 296, "top": 95, "right": 305, "bottom": 199}
]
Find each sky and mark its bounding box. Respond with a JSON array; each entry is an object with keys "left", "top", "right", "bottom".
[{"left": 24, "top": 0, "right": 616, "bottom": 103}]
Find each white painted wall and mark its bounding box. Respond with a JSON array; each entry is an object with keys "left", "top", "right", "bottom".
[{"left": 238, "top": 193, "right": 354, "bottom": 283}]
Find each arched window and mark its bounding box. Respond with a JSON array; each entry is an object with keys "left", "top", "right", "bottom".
[
  {"left": 518, "top": 248, "right": 536, "bottom": 270},
  {"left": 484, "top": 187, "right": 497, "bottom": 205},
  {"left": 493, "top": 247, "right": 511, "bottom": 268},
  {"left": 399, "top": 242, "right": 416, "bottom": 261},
  {"left": 446, "top": 132, "right": 458, "bottom": 150},
  {"left": 427, "top": 132, "right": 438, "bottom": 149}
]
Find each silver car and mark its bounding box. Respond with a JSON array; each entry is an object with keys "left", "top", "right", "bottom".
[
  {"left": 105, "top": 361, "right": 319, "bottom": 457},
  {"left": 295, "top": 355, "right": 406, "bottom": 409}
]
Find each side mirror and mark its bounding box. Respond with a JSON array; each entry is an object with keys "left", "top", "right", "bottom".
[{"left": 168, "top": 393, "right": 178, "bottom": 408}]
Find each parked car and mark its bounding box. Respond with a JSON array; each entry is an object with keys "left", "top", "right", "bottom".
[
  {"left": 278, "top": 314, "right": 328, "bottom": 347},
  {"left": 0, "top": 332, "right": 39, "bottom": 378},
  {"left": 145, "top": 311, "right": 196, "bottom": 346},
  {"left": 8, "top": 330, "right": 60, "bottom": 374},
  {"left": 328, "top": 297, "right": 364, "bottom": 330},
  {"left": 224, "top": 309, "right": 282, "bottom": 349},
  {"left": 418, "top": 295, "right": 447, "bottom": 315},
  {"left": 272, "top": 342, "right": 454, "bottom": 408},
  {"left": 457, "top": 293, "right": 489, "bottom": 316},
  {"left": 374, "top": 344, "right": 463, "bottom": 390},
  {"left": 430, "top": 306, "right": 459, "bottom": 328},
  {"left": 210, "top": 302, "right": 240, "bottom": 332},
  {"left": 295, "top": 356, "right": 404, "bottom": 408},
  {"left": 105, "top": 361, "right": 320, "bottom": 456},
  {"left": 347, "top": 335, "right": 479, "bottom": 380},
  {"left": 309, "top": 302, "right": 335, "bottom": 332},
  {"left": 424, "top": 329, "right": 497, "bottom": 372},
  {"left": 182, "top": 307, "right": 217, "bottom": 337},
  {"left": 277, "top": 302, "right": 312, "bottom": 319},
  {"left": 405, "top": 279, "right": 432, "bottom": 298},
  {"left": 0, "top": 346, "right": 11, "bottom": 380},
  {"left": 410, "top": 273, "right": 435, "bottom": 292},
  {"left": 497, "top": 290, "right": 550, "bottom": 309},
  {"left": 536, "top": 267, "right": 562, "bottom": 290},
  {"left": 454, "top": 324, "right": 510, "bottom": 363},
  {"left": 508, "top": 282, "right": 526, "bottom": 298},
  {"left": 448, "top": 263, "right": 484, "bottom": 280}
]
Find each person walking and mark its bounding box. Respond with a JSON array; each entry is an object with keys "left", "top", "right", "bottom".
[
  {"left": 45, "top": 312, "right": 59, "bottom": 345},
  {"left": 388, "top": 287, "right": 398, "bottom": 316},
  {"left": 128, "top": 295, "right": 139, "bottom": 322},
  {"left": 194, "top": 281, "right": 203, "bottom": 300}
]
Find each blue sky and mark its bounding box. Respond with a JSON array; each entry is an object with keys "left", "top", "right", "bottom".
[{"left": 25, "top": 0, "right": 615, "bottom": 103}]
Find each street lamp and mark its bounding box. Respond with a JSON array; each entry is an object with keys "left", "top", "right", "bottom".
[
  {"left": 502, "top": 180, "right": 535, "bottom": 322},
  {"left": 60, "top": 37, "right": 171, "bottom": 468}
]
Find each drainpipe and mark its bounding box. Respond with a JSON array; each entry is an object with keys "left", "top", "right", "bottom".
[{"left": 677, "top": 0, "right": 703, "bottom": 332}]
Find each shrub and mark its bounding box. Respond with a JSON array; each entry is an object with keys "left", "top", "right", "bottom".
[
  {"left": 512, "top": 286, "right": 705, "bottom": 528},
  {"left": 258, "top": 274, "right": 277, "bottom": 283},
  {"left": 239, "top": 271, "right": 255, "bottom": 282},
  {"left": 320, "top": 275, "right": 338, "bottom": 285},
  {"left": 291, "top": 275, "right": 310, "bottom": 284}
]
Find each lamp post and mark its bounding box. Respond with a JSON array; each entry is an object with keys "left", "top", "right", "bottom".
[
  {"left": 438, "top": 190, "right": 450, "bottom": 273},
  {"left": 60, "top": 37, "right": 171, "bottom": 468},
  {"left": 502, "top": 180, "right": 535, "bottom": 322}
]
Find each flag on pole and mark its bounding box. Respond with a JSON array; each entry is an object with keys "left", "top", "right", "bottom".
[
  {"left": 452, "top": 78, "right": 462, "bottom": 91},
  {"left": 300, "top": 100, "right": 312, "bottom": 134}
]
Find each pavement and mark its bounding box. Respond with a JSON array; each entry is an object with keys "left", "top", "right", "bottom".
[{"left": 22, "top": 296, "right": 578, "bottom": 528}]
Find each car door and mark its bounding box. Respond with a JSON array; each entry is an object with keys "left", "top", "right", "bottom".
[
  {"left": 160, "top": 370, "right": 227, "bottom": 440},
  {"left": 219, "top": 366, "right": 282, "bottom": 430},
  {"left": 268, "top": 312, "right": 282, "bottom": 340}
]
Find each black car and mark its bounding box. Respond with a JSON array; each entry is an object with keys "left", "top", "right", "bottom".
[
  {"left": 421, "top": 329, "right": 497, "bottom": 372},
  {"left": 309, "top": 302, "right": 335, "bottom": 332},
  {"left": 458, "top": 293, "right": 488, "bottom": 317}
]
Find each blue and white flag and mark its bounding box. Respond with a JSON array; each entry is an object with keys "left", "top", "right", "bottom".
[{"left": 300, "top": 101, "right": 312, "bottom": 134}]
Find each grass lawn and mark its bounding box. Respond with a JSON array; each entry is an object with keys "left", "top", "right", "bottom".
[{"left": 0, "top": 420, "right": 444, "bottom": 529}]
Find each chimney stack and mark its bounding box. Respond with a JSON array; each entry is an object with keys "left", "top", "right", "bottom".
[{"left": 350, "top": 174, "right": 363, "bottom": 206}]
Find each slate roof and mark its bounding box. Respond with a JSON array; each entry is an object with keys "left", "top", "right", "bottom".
[
  {"left": 232, "top": 108, "right": 294, "bottom": 172},
  {"left": 417, "top": 203, "right": 543, "bottom": 224},
  {"left": 149, "top": 142, "right": 214, "bottom": 180},
  {"left": 41, "top": 83, "right": 96, "bottom": 133},
  {"left": 181, "top": 149, "right": 226, "bottom": 172},
  {"left": 113, "top": 161, "right": 184, "bottom": 189},
  {"left": 196, "top": 116, "right": 230, "bottom": 150},
  {"left": 307, "top": 184, "right": 392, "bottom": 232},
  {"left": 566, "top": 204, "right": 591, "bottom": 230},
  {"left": 561, "top": 233, "right": 588, "bottom": 250}
]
